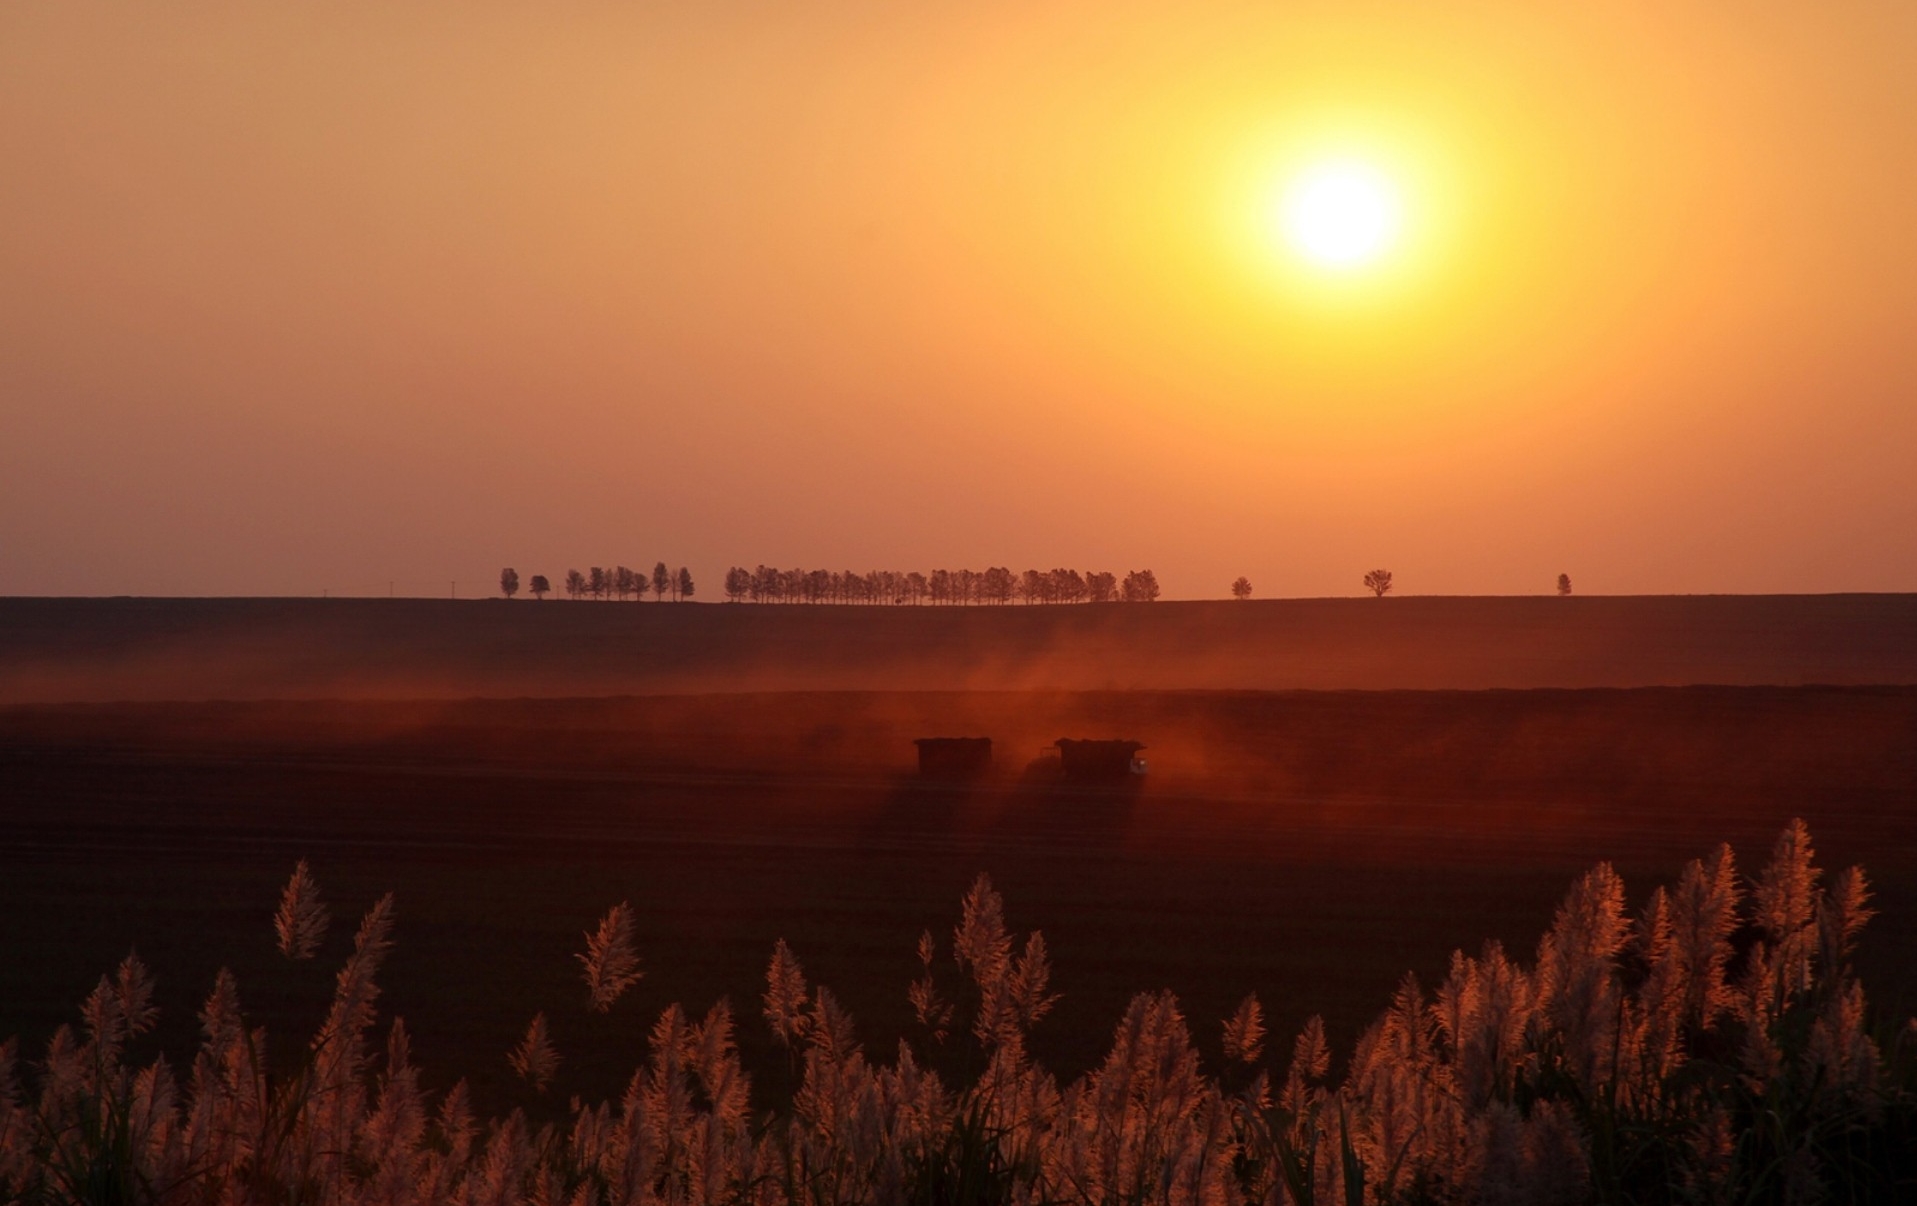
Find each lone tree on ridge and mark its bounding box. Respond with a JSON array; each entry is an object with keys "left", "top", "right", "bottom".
[
  {"left": 1363, "top": 569, "right": 1394, "bottom": 597},
  {"left": 529, "top": 574, "right": 550, "bottom": 600},
  {"left": 1558, "top": 573, "right": 1573, "bottom": 596},
  {"left": 1231, "top": 576, "right": 1252, "bottom": 600},
  {"left": 500, "top": 568, "right": 519, "bottom": 599}
]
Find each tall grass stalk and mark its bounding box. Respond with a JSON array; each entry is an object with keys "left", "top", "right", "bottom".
[{"left": 1, "top": 822, "right": 1912, "bottom": 1203}]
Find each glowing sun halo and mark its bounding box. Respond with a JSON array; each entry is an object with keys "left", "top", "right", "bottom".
[{"left": 1278, "top": 160, "right": 1403, "bottom": 270}]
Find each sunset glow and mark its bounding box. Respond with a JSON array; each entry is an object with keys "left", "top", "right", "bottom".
[
  {"left": 2, "top": 2, "right": 1916, "bottom": 597},
  {"left": 1277, "top": 161, "right": 1402, "bottom": 269}
]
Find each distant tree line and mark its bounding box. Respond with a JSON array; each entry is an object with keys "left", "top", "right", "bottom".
[
  {"left": 719, "top": 566, "right": 1160, "bottom": 605},
  {"left": 500, "top": 563, "right": 692, "bottom": 601},
  {"left": 502, "top": 564, "right": 1580, "bottom": 603}
]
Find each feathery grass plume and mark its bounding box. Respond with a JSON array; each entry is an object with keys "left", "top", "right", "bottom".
[
  {"left": 508, "top": 1014, "right": 560, "bottom": 1093},
  {"left": 1632, "top": 884, "right": 1686, "bottom": 1089},
  {"left": 952, "top": 873, "right": 1011, "bottom": 992},
  {"left": 642, "top": 1004, "right": 695, "bottom": 1164},
  {"left": 1292, "top": 1014, "right": 1331, "bottom": 1083},
  {"left": 576, "top": 901, "right": 643, "bottom": 1013},
  {"left": 305, "top": 894, "right": 396, "bottom": 1199},
  {"left": 1347, "top": 972, "right": 1449, "bottom": 1194},
  {"left": 1667, "top": 843, "right": 1742, "bottom": 1030},
  {"left": 195, "top": 968, "right": 244, "bottom": 1061},
  {"left": 689, "top": 999, "right": 751, "bottom": 1130},
  {"left": 1008, "top": 932, "right": 1060, "bottom": 1033},
  {"left": 641, "top": 999, "right": 757, "bottom": 1204},
  {"left": 1754, "top": 817, "right": 1822, "bottom": 1001},
  {"left": 1067, "top": 991, "right": 1220, "bottom": 1204},
  {"left": 805, "top": 986, "right": 860, "bottom": 1066},
  {"left": 908, "top": 931, "right": 953, "bottom": 1044},
  {"left": 467, "top": 1109, "right": 529, "bottom": 1204},
  {"left": 1755, "top": 817, "right": 1821, "bottom": 937},
  {"left": 79, "top": 952, "right": 158, "bottom": 1070},
  {"left": 273, "top": 859, "right": 329, "bottom": 960},
  {"left": 763, "top": 938, "right": 810, "bottom": 1049},
  {"left": 1433, "top": 950, "right": 1481, "bottom": 1069},
  {"left": 127, "top": 1058, "right": 178, "bottom": 1174},
  {"left": 312, "top": 894, "right": 395, "bottom": 1084},
  {"left": 953, "top": 874, "right": 1056, "bottom": 1052},
  {"left": 1536, "top": 861, "right": 1630, "bottom": 1092},
  {"left": 1222, "top": 994, "right": 1266, "bottom": 1066},
  {"left": 424, "top": 1080, "right": 475, "bottom": 1201},
  {"left": 1820, "top": 864, "right": 1875, "bottom": 969},
  {"left": 362, "top": 1019, "right": 428, "bottom": 1197},
  {"left": 1279, "top": 1013, "right": 1333, "bottom": 1116},
  {"left": 182, "top": 967, "right": 252, "bottom": 1182},
  {"left": 1808, "top": 978, "right": 1881, "bottom": 1100}
]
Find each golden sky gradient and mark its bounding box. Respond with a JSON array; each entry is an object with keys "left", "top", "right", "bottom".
[{"left": 4, "top": 1, "right": 1915, "bottom": 597}]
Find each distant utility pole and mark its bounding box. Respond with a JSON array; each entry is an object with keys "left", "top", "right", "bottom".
[{"left": 389, "top": 581, "right": 394, "bottom": 597}]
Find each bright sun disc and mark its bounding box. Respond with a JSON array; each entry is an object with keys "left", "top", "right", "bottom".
[{"left": 1279, "top": 161, "right": 1402, "bottom": 269}]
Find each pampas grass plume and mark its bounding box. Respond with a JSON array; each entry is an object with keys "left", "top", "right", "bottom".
[
  {"left": 274, "top": 859, "right": 329, "bottom": 960},
  {"left": 509, "top": 1013, "right": 560, "bottom": 1092},
  {"left": 576, "top": 901, "right": 643, "bottom": 1013}
]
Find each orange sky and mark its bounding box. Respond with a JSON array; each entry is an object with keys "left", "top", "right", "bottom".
[{"left": 4, "top": 1, "right": 1915, "bottom": 598}]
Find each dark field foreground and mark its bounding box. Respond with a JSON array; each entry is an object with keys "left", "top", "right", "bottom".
[
  {"left": 4, "top": 593, "right": 1917, "bottom": 702},
  {"left": 2, "top": 687, "right": 1913, "bottom": 1118}
]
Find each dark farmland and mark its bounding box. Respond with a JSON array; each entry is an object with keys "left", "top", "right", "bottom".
[
  {"left": 2, "top": 687, "right": 1913, "bottom": 1116},
  {"left": 5, "top": 594, "right": 1917, "bottom": 703}
]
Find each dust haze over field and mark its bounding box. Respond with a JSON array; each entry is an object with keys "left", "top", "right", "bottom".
[
  {"left": 5, "top": 678, "right": 1916, "bottom": 1097},
  {"left": 3, "top": 594, "right": 1915, "bottom": 704},
  {"left": 3, "top": 595, "right": 1916, "bottom": 1196}
]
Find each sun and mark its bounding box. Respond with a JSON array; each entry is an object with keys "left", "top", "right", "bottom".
[{"left": 1277, "top": 160, "right": 1404, "bottom": 270}]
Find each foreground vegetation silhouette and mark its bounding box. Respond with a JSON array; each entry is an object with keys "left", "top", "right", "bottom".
[{"left": 3, "top": 821, "right": 1911, "bottom": 1204}]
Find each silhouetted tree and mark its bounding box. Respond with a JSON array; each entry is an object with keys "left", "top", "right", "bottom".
[
  {"left": 565, "top": 569, "right": 586, "bottom": 600},
  {"left": 500, "top": 568, "right": 520, "bottom": 599},
  {"left": 1017, "top": 569, "right": 1042, "bottom": 604},
  {"left": 723, "top": 567, "right": 749, "bottom": 602},
  {"left": 529, "top": 574, "right": 551, "bottom": 600},
  {"left": 982, "top": 567, "right": 1015, "bottom": 604},
  {"left": 1363, "top": 569, "right": 1394, "bottom": 597},
  {"left": 675, "top": 567, "right": 693, "bottom": 600},
  {"left": 1085, "top": 571, "right": 1118, "bottom": 603},
  {"left": 1558, "top": 573, "right": 1573, "bottom": 596},
  {"left": 1121, "top": 569, "right": 1161, "bottom": 602},
  {"left": 652, "top": 562, "right": 670, "bottom": 602},
  {"left": 589, "top": 567, "right": 608, "bottom": 600},
  {"left": 1231, "top": 576, "right": 1251, "bottom": 600}
]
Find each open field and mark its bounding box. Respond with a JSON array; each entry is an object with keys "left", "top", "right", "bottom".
[
  {"left": 3, "top": 686, "right": 1913, "bottom": 1118},
  {"left": 3, "top": 593, "right": 1916, "bottom": 702}
]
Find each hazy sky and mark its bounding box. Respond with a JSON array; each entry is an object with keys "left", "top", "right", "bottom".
[{"left": 4, "top": 2, "right": 1916, "bottom": 598}]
